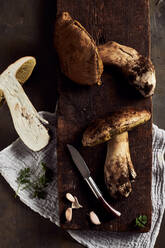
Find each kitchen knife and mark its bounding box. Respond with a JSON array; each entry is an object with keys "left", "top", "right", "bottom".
[{"left": 67, "top": 144, "right": 121, "bottom": 217}]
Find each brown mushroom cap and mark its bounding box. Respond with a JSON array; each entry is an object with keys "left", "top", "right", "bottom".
[
  {"left": 54, "top": 12, "right": 103, "bottom": 86},
  {"left": 82, "top": 109, "right": 151, "bottom": 147}
]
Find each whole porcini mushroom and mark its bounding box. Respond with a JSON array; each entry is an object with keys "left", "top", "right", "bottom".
[
  {"left": 54, "top": 12, "right": 103, "bottom": 86},
  {"left": 98, "top": 41, "right": 156, "bottom": 97},
  {"left": 0, "top": 56, "right": 50, "bottom": 151},
  {"left": 82, "top": 109, "right": 151, "bottom": 198}
]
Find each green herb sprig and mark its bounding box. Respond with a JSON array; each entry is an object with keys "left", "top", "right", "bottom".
[
  {"left": 135, "top": 215, "right": 147, "bottom": 228},
  {"left": 15, "top": 167, "right": 31, "bottom": 197},
  {"left": 15, "top": 162, "right": 54, "bottom": 199}
]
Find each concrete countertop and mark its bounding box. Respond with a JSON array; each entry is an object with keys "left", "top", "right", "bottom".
[{"left": 0, "top": 0, "right": 164, "bottom": 247}]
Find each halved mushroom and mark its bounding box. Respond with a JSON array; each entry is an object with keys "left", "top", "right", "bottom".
[
  {"left": 82, "top": 109, "right": 151, "bottom": 198},
  {"left": 0, "top": 56, "right": 50, "bottom": 151},
  {"left": 98, "top": 41, "right": 156, "bottom": 97}
]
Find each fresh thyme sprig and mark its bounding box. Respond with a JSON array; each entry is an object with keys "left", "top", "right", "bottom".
[{"left": 15, "top": 162, "right": 54, "bottom": 199}]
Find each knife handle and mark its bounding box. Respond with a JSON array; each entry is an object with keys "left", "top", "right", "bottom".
[
  {"left": 85, "top": 177, "right": 121, "bottom": 217},
  {"left": 98, "top": 195, "right": 121, "bottom": 217}
]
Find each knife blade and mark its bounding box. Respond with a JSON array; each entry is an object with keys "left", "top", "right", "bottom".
[{"left": 67, "top": 144, "right": 121, "bottom": 217}]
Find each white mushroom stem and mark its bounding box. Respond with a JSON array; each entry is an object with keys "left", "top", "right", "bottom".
[
  {"left": 104, "top": 131, "right": 137, "bottom": 198},
  {"left": 0, "top": 57, "right": 50, "bottom": 151}
]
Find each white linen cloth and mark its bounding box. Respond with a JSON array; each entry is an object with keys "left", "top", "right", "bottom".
[{"left": 0, "top": 111, "right": 165, "bottom": 248}]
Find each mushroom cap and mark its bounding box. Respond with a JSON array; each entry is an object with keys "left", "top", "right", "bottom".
[
  {"left": 0, "top": 56, "right": 36, "bottom": 105},
  {"left": 54, "top": 12, "right": 103, "bottom": 86},
  {"left": 82, "top": 109, "right": 151, "bottom": 147}
]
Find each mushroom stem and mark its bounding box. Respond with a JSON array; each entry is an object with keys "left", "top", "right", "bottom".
[
  {"left": 104, "top": 131, "right": 136, "bottom": 198},
  {"left": 0, "top": 57, "right": 50, "bottom": 151},
  {"left": 98, "top": 41, "right": 156, "bottom": 97}
]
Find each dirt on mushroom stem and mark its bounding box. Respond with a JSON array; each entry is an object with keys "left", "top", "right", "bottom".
[{"left": 104, "top": 131, "right": 137, "bottom": 198}]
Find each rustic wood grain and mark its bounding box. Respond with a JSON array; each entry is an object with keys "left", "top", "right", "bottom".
[{"left": 56, "top": 0, "right": 152, "bottom": 231}]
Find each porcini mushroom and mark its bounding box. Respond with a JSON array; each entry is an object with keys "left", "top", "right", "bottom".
[
  {"left": 82, "top": 109, "right": 151, "bottom": 198},
  {"left": 0, "top": 56, "right": 50, "bottom": 151},
  {"left": 54, "top": 12, "right": 103, "bottom": 86},
  {"left": 98, "top": 41, "right": 156, "bottom": 97}
]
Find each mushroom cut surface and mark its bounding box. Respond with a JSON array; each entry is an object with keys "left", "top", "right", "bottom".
[
  {"left": 54, "top": 12, "right": 103, "bottom": 86},
  {"left": 15, "top": 57, "right": 36, "bottom": 84},
  {"left": 82, "top": 109, "right": 151, "bottom": 147},
  {"left": 0, "top": 57, "right": 50, "bottom": 151},
  {"left": 0, "top": 57, "right": 36, "bottom": 107}
]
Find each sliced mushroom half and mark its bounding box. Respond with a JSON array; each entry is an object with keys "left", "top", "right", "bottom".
[{"left": 0, "top": 57, "right": 50, "bottom": 151}]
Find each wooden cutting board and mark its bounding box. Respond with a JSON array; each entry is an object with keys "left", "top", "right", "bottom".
[{"left": 56, "top": 0, "right": 152, "bottom": 232}]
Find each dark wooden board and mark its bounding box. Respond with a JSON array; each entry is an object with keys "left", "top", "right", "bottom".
[{"left": 56, "top": 0, "right": 152, "bottom": 232}]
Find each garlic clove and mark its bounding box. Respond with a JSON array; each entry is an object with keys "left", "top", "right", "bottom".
[
  {"left": 65, "top": 207, "right": 72, "bottom": 222},
  {"left": 66, "top": 193, "right": 75, "bottom": 203},
  {"left": 89, "top": 211, "right": 101, "bottom": 225}
]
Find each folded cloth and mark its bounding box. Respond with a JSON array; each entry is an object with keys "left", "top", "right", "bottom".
[{"left": 0, "top": 111, "right": 165, "bottom": 248}]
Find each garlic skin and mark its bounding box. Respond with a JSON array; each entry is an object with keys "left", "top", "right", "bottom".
[
  {"left": 71, "top": 196, "right": 83, "bottom": 209},
  {"left": 66, "top": 193, "right": 83, "bottom": 209}
]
